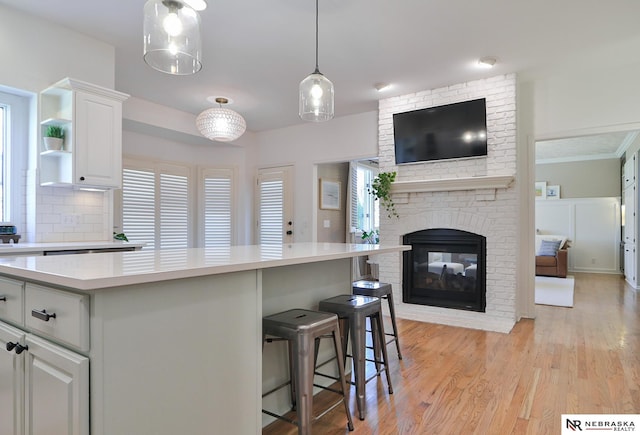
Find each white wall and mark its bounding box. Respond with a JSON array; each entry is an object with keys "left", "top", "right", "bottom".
[
  {"left": 0, "top": 5, "right": 114, "bottom": 95},
  {"left": 536, "top": 198, "right": 621, "bottom": 274},
  {"left": 524, "top": 36, "right": 640, "bottom": 138},
  {"left": 0, "top": 5, "right": 117, "bottom": 242},
  {"left": 255, "top": 110, "right": 378, "bottom": 241}
]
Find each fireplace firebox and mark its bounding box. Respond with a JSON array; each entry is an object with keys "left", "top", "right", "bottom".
[{"left": 402, "top": 228, "right": 486, "bottom": 312}]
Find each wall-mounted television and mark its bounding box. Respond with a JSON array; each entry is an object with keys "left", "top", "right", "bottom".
[{"left": 393, "top": 98, "right": 487, "bottom": 164}]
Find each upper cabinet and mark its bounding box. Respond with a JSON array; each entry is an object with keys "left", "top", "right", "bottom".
[{"left": 39, "top": 78, "right": 129, "bottom": 189}]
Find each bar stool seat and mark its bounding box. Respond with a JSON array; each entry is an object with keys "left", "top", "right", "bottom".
[
  {"left": 318, "top": 294, "right": 393, "bottom": 421},
  {"left": 352, "top": 280, "right": 402, "bottom": 360},
  {"left": 262, "top": 309, "right": 354, "bottom": 434}
]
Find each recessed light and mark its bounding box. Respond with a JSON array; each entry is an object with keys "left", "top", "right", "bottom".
[
  {"left": 374, "top": 83, "right": 392, "bottom": 92},
  {"left": 477, "top": 57, "right": 497, "bottom": 69}
]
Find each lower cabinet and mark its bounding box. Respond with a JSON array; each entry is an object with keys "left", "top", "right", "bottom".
[{"left": 0, "top": 321, "right": 89, "bottom": 435}]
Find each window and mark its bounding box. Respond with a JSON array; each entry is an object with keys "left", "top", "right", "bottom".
[
  {"left": 349, "top": 161, "right": 379, "bottom": 234},
  {"left": 0, "top": 105, "right": 5, "bottom": 221},
  {"left": 200, "top": 168, "right": 234, "bottom": 247},
  {"left": 122, "top": 167, "right": 156, "bottom": 249},
  {"left": 120, "top": 158, "right": 235, "bottom": 249},
  {"left": 0, "top": 90, "right": 29, "bottom": 228}
]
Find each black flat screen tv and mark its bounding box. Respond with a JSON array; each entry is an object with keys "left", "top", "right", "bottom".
[{"left": 393, "top": 98, "right": 487, "bottom": 164}]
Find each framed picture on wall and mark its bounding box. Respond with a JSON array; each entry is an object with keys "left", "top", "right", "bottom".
[
  {"left": 320, "top": 179, "right": 341, "bottom": 210},
  {"left": 546, "top": 185, "right": 560, "bottom": 200},
  {"left": 535, "top": 181, "right": 547, "bottom": 200}
]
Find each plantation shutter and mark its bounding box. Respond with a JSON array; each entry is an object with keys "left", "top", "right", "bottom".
[
  {"left": 159, "top": 172, "right": 189, "bottom": 248},
  {"left": 348, "top": 162, "right": 358, "bottom": 235},
  {"left": 259, "top": 179, "right": 284, "bottom": 244},
  {"left": 202, "top": 169, "right": 233, "bottom": 246},
  {"left": 122, "top": 168, "right": 156, "bottom": 250}
]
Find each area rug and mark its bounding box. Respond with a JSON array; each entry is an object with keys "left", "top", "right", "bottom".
[{"left": 535, "top": 275, "right": 575, "bottom": 307}]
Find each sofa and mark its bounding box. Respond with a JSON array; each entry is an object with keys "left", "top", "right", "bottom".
[{"left": 535, "top": 234, "right": 569, "bottom": 278}]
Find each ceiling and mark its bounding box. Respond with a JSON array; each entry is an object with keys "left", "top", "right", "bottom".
[{"left": 2, "top": 0, "right": 640, "bottom": 134}]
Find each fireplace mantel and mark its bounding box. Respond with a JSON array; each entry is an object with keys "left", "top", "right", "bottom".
[{"left": 391, "top": 175, "right": 515, "bottom": 194}]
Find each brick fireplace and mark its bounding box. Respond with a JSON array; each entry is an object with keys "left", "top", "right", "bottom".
[{"left": 375, "top": 74, "right": 518, "bottom": 333}]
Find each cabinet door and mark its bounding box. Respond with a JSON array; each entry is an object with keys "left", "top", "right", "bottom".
[
  {"left": 624, "top": 185, "right": 636, "bottom": 243},
  {"left": 625, "top": 244, "right": 636, "bottom": 284},
  {"left": 74, "top": 91, "right": 122, "bottom": 188},
  {"left": 24, "top": 335, "right": 89, "bottom": 435},
  {"left": 0, "top": 322, "right": 25, "bottom": 435}
]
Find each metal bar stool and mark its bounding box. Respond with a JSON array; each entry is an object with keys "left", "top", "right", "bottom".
[
  {"left": 352, "top": 280, "right": 402, "bottom": 360},
  {"left": 318, "top": 295, "right": 393, "bottom": 421},
  {"left": 262, "top": 309, "right": 354, "bottom": 434}
]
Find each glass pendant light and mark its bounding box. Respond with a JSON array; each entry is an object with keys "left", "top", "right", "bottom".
[
  {"left": 299, "top": 0, "right": 334, "bottom": 122},
  {"left": 143, "top": 0, "right": 202, "bottom": 75},
  {"left": 196, "top": 97, "right": 247, "bottom": 142}
]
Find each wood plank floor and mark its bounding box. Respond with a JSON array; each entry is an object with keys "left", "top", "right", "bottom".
[{"left": 263, "top": 273, "right": 640, "bottom": 434}]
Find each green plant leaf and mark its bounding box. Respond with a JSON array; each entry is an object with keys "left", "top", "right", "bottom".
[{"left": 368, "top": 171, "right": 399, "bottom": 218}]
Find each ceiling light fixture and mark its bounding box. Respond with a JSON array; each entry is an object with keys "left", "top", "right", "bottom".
[
  {"left": 143, "top": 0, "right": 203, "bottom": 75},
  {"left": 299, "top": 0, "right": 334, "bottom": 122},
  {"left": 374, "top": 83, "right": 391, "bottom": 92},
  {"left": 196, "top": 97, "right": 247, "bottom": 142},
  {"left": 477, "top": 56, "right": 497, "bottom": 69}
]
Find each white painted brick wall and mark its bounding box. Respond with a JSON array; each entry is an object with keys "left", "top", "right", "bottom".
[{"left": 377, "top": 74, "right": 518, "bottom": 333}]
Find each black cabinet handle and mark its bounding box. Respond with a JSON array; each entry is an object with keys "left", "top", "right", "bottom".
[
  {"left": 0, "top": 295, "right": 6, "bottom": 302},
  {"left": 14, "top": 344, "right": 28, "bottom": 354},
  {"left": 79, "top": 176, "right": 85, "bottom": 181},
  {"left": 6, "top": 341, "right": 17, "bottom": 351},
  {"left": 32, "top": 309, "right": 57, "bottom": 322},
  {"left": 286, "top": 230, "right": 293, "bottom": 235}
]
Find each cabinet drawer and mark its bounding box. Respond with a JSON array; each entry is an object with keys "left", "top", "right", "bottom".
[
  {"left": 0, "top": 277, "right": 24, "bottom": 325},
  {"left": 25, "top": 284, "right": 89, "bottom": 351}
]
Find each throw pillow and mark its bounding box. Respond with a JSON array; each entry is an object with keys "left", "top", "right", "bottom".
[{"left": 537, "top": 239, "right": 562, "bottom": 256}]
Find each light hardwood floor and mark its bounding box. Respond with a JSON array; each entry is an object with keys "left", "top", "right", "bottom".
[{"left": 263, "top": 273, "right": 640, "bottom": 434}]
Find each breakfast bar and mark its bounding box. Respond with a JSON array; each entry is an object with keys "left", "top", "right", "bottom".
[{"left": 0, "top": 242, "right": 409, "bottom": 434}]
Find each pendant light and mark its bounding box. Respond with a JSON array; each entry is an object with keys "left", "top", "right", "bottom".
[
  {"left": 196, "top": 97, "right": 247, "bottom": 142},
  {"left": 299, "top": 0, "right": 334, "bottom": 122},
  {"left": 143, "top": 0, "right": 203, "bottom": 75}
]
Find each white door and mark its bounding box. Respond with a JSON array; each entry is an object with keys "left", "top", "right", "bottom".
[
  {"left": 25, "top": 334, "right": 89, "bottom": 435},
  {"left": 0, "top": 322, "right": 25, "bottom": 435},
  {"left": 256, "top": 166, "right": 293, "bottom": 244}
]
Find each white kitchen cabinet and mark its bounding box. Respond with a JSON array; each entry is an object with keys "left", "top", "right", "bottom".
[
  {"left": 39, "top": 78, "right": 129, "bottom": 189},
  {"left": 0, "top": 321, "right": 24, "bottom": 435},
  {"left": 25, "top": 334, "right": 89, "bottom": 435},
  {"left": 0, "top": 279, "right": 89, "bottom": 435}
]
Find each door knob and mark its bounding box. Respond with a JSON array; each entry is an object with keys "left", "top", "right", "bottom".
[{"left": 286, "top": 230, "right": 293, "bottom": 235}]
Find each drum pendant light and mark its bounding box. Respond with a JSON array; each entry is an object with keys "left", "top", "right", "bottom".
[
  {"left": 143, "top": 0, "right": 203, "bottom": 75},
  {"left": 299, "top": 0, "right": 334, "bottom": 122}
]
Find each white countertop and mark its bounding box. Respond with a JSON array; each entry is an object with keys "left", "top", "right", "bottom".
[
  {"left": 0, "top": 241, "right": 144, "bottom": 255},
  {"left": 0, "top": 243, "right": 410, "bottom": 291}
]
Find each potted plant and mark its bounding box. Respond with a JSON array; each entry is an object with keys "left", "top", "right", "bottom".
[
  {"left": 369, "top": 171, "right": 399, "bottom": 218},
  {"left": 360, "top": 229, "right": 379, "bottom": 244},
  {"left": 43, "top": 125, "right": 65, "bottom": 151}
]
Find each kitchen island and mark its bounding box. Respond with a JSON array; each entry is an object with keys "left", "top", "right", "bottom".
[{"left": 0, "top": 242, "right": 409, "bottom": 434}]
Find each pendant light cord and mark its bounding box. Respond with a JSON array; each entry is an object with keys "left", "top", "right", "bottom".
[{"left": 315, "top": 0, "right": 319, "bottom": 72}]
